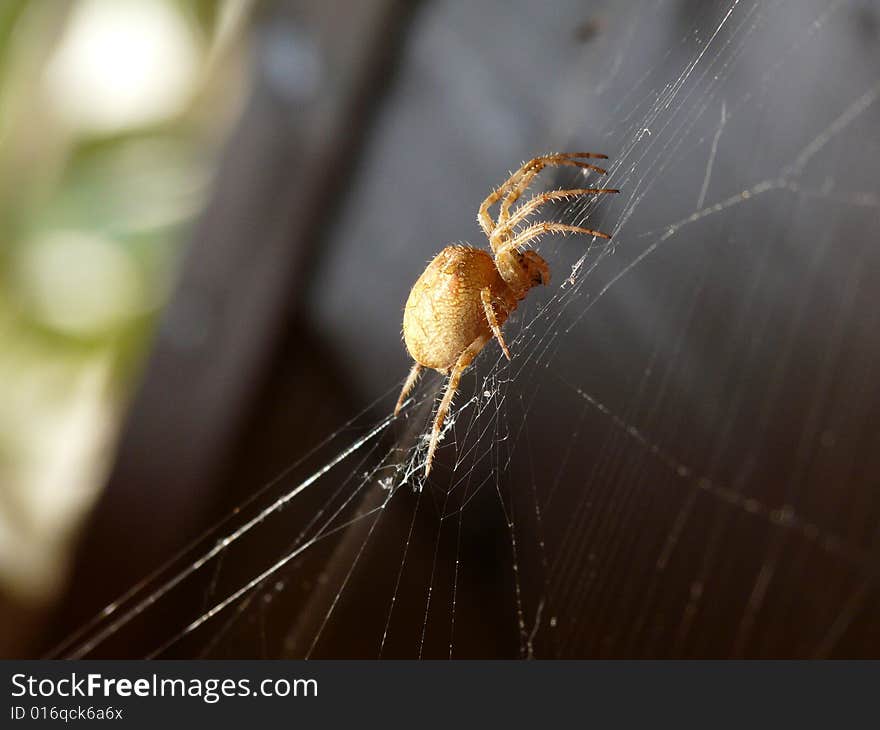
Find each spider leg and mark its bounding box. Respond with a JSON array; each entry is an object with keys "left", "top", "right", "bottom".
[
  {"left": 497, "top": 157, "right": 608, "bottom": 231},
  {"left": 478, "top": 153, "right": 608, "bottom": 239},
  {"left": 489, "top": 187, "right": 619, "bottom": 249},
  {"left": 478, "top": 162, "right": 539, "bottom": 237},
  {"left": 557, "top": 151, "right": 610, "bottom": 160},
  {"left": 424, "top": 335, "right": 489, "bottom": 477},
  {"left": 480, "top": 288, "right": 511, "bottom": 360},
  {"left": 478, "top": 185, "right": 507, "bottom": 238},
  {"left": 495, "top": 221, "right": 611, "bottom": 259},
  {"left": 394, "top": 362, "right": 423, "bottom": 415}
]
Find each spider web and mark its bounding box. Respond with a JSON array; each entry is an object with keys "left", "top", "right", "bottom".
[{"left": 50, "top": 0, "right": 880, "bottom": 659}]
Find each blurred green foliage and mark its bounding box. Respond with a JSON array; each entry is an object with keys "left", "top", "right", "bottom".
[{"left": 0, "top": 0, "right": 253, "bottom": 603}]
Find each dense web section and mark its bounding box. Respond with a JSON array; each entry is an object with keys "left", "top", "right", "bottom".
[{"left": 51, "top": 0, "right": 880, "bottom": 658}]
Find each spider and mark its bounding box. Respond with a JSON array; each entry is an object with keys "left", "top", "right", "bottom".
[{"left": 394, "top": 152, "right": 619, "bottom": 477}]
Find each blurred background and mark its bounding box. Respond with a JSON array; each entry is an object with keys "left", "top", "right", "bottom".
[
  {"left": 1, "top": 0, "right": 879, "bottom": 658},
  {"left": 0, "top": 0, "right": 253, "bottom": 655}
]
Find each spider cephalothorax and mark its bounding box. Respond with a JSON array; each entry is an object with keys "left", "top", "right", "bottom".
[
  {"left": 501, "top": 249, "right": 551, "bottom": 297},
  {"left": 395, "top": 152, "right": 619, "bottom": 476}
]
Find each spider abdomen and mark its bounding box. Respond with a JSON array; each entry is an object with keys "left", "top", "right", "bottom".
[{"left": 403, "top": 245, "right": 512, "bottom": 372}]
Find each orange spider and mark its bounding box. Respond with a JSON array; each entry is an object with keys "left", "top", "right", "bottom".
[{"left": 395, "top": 152, "right": 619, "bottom": 476}]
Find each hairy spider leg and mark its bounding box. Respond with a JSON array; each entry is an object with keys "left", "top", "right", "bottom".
[
  {"left": 478, "top": 183, "right": 508, "bottom": 239},
  {"left": 500, "top": 154, "right": 609, "bottom": 219},
  {"left": 477, "top": 153, "right": 608, "bottom": 240},
  {"left": 477, "top": 160, "right": 536, "bottom": 237},
  {"left": 425, "top": 334, "right": 489, "bottom": 477},
  {"left": 497, "top": 157, "right": 608, "bottom": 233},
  {"left": 480, "top": 288, "right": 511, "bottom": 360},
  {"left": 495, "top": 221, "right": 611, "bottom": 259},
  {"left": 489, "top": 187, "right": 619, "bottom": 249},
  {"left": 496, "top": 155, "right": 608, "bottom": 224},
  {"left": 394, "top": 362, "right": 423, "bottom": 415}
]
